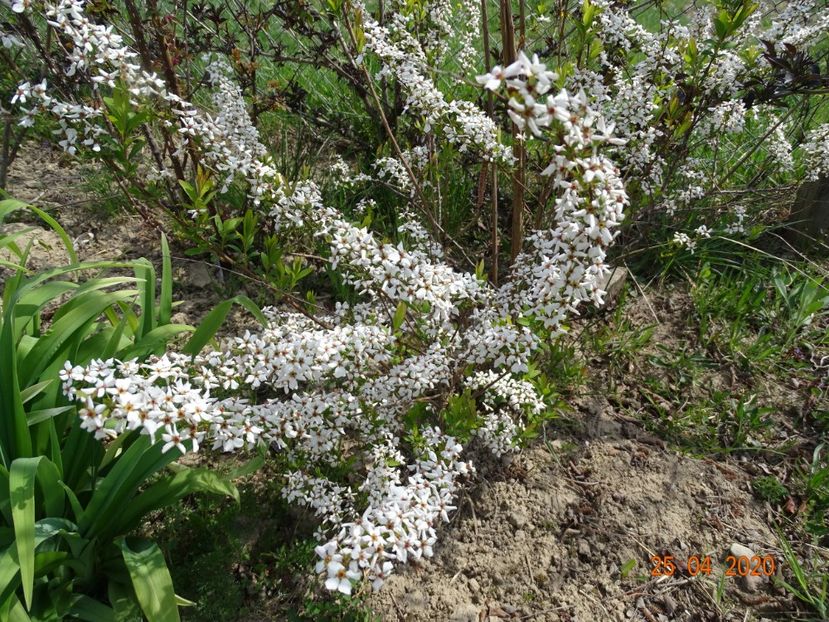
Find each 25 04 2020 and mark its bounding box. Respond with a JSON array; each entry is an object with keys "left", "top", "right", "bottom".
[{"left": 650, "top": 554, "right": 777, "bottom": 577}]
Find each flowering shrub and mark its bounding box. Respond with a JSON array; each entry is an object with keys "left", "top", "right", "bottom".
[{"left": 2, "top": 0, "right": 828, "bottom": 608}]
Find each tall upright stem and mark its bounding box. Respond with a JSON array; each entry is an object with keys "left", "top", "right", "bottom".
[
  {"left": 499, "top": 0, "right": 525, "bottom": 261},
  {"left": 0, "top": 116, "right": 12, "bottom": 190},
  {"left": 482, "top": 0, "right": 499, "bottom": 284}
]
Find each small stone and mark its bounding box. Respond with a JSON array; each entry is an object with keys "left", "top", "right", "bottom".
[
  {"left": 508, "top": 510, "right": 527, "bottom": 530},
  {"left": 599, "top": 266, "right": 628, "bottom": 308},
  {"left": 661, "top": 594, "right": 677, "bottom": 614},
  {"left": 450, "top": 603, "right": 479, "bottom": 622},
  {"left": 186, "top": 262, "right": 213, "bottom": 289},
  {"left": 468, "top": 578, "right": 480, "bottom": 593},
  {"left": 578, "top": 539, "right": 591, "bottom": 559},
  {"left": 729, "top": 543, "right": 766, "bottom": 593}
]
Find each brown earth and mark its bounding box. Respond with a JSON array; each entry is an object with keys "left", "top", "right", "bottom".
[{"left": 368, "top": 419, "right": 791, "bottom": 622}]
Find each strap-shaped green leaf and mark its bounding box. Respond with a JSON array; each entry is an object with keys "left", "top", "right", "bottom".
[
  {"left": 81, "top": 436, "right": 180, "bottom": 540},
  {"left": 117, "top": 538, "right": 180, "bottom": 622},
  {"left": 7, "top": 594, "right": 32, "bottom": 622},
  {"left": 112, "top": 467, "right": 238, "bottom": 535},
  {"left": 26, "top": 407, "right": 74, "bottom": 428},
  {"left": 116, "top": 324, "right": 193, "bottom": 361},
  {"left": 25, "top": 205, "right": 78, "bottom": 265},
  {"left": 67, "top": 595, "right": 117, "bottom": 622},
  {"left": 108, "top": 580, "right": 142, "bottom": 621},
  {"left": 183, "top": 294, "right": 266, "bottom": 356},
  {"left": 159, "top": 234, "right": 172, "bottom": 327},
  {"left": 0, "top": 308, "right": 31, "bottom": 466},
  {"left": 102, "top": 312, "right": 130, "bottom": 360},
  {"left": 0, "top": 519, "right": 75, "bottom": 608},
  {"left": 8, "top": 457, "right": 63, "bottom": 610},
  {"left": 18, "top": 381, "right": 53, "bottom": 406},
  {"left": 0, "top": 199, "right": 30, "bottom": 222},
  {"left": 19, "top": 289, "right": 138, "bottom": 384},
  {"left": 134, "top": 259, "right": 156, "bottom": 339}
]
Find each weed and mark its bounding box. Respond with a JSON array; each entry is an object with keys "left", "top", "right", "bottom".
[
  {"left": 752, "top": 476, "right": 790, "bottom": 505},
  {"left": 775, "top": 530, "right": 829, "bottom": 619}
]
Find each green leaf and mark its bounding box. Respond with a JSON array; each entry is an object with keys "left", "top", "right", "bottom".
[
  {"left": 392, "top": 301, "right": 407, "bottom": 331},
  {"left": 227, "top": 453, "right": 265, "bottom": 479},
  {"left": 159, "top": 234, "right": 172, "bottom": 327},
  {"left": 26, "top": 205, "right": 78, "bottom": 265},
  {"left": 26, "top": 406, "right": 74, "bottom": 427},
  {"left": 116, "top": 324, "right": 193, "bottom": 361},
  {"left": 0, "top": 199, "right": 30, "bottom": 223},
  {"left": 620, "top": 559, "right": 637, "bottom": 578},
  {"left": 18, "top": 381, "right": 53, "bottom": 406},
  {"left": 7, "top": 595, "right": 32, "bottom": 622},
  {"left": 118, "top": 538, "right": 180, "bottom": 622},
  {"left": 9, "top": 457, "right": 63, "bottom": 609},
  {"left": 19, "top": 289, "right": 137, "bottom": 384},
  {"left": 112, "top": 467, "right": 238, "bottom": 535},
  {"left": 182, "top": 295, "right": 265, "bottom": 356},
  {"left": 102, "top": 312, "right": 130, "bottom": 360},
  {"left": 134, "top": 260, "right": 156, "bottom": 339},
  {"left": 108, "top": 581, "right": 142, "bottom": 622},
  {"left": 79, "top": 435, "right": 159, "bottom": 537},
  {"left": 67, "top": 595, "right": 116, "bottom": 622}
]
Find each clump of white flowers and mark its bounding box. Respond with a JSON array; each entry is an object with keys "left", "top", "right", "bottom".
[
  {"left": 465, "top": 371, "right": 545, "bottom": 456},
  {"left": 357, "top": 2, "right": 511, "bottom": 162},
  {"left": 803, "top": 124, "right": 829, "bottom": 181},
  {"left": 9, "top": 0, "right": 634, "bottom": 598},
  {"left": 477, "top": 53, "right": 628, "bottom": 333}
]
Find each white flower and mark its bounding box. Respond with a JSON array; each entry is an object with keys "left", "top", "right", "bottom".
[
  {"left": 11, "top": 82, "right": 30, "bottom": 105},
  {"left": 11, "top": 0, "right": 31, "bottom": 13},
  {"left": 324, "top": 561, "right": 360, "bottom": 595}
]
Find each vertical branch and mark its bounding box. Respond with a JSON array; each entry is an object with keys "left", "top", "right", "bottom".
[
  {"left": 519, "top": 0, "right": 527, "bottom": 50},
  {"left": 123, "top": 0, "right": 154, "bottom": 70},
  {"left": 481, "top": 0, "right": 499, "bottom": 283},
  {"left": 499, "top": 0, "right": 525, "bottom": 261},
  {"left": 0, "top": 115, "right": 12, "bottom": 190}
]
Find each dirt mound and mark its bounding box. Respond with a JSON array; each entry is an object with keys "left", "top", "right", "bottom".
[{"left": 369, "top": 411, "right": 782, "bottom": 621}]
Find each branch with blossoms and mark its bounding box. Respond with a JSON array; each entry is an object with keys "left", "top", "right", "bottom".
[{"left": 6, "top": 0, "right": 633, "bottom": 599}]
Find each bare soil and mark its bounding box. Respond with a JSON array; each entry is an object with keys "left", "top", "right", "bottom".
[{"left": 368, "top": 421, "right": 789, "bottom": 621}]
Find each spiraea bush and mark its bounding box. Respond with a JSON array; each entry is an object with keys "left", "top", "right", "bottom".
[{"left": 1, "top": 0, "right": 828, "bottom": 615}]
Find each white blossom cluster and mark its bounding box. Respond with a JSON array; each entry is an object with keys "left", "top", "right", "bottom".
[
  {"left": 60, "top": 355, "right": 252, "bottom": 453},
  {"left": 803, "top": 124, "right": 829, "bottom": 181},
  {"left": 310, "top": 429, "right": 471, "bottom": 594},
  {"left": 388, "top": 0, "right": 478, "bottom": 70},
  {"left": 478, "top": 54, "right": 627, "bottom": 333},
  {"left": 176, "top": 59, "right": 270, "bottom": 192},
  {"left": 767, "top": 124, "right": 794, "bottom": 172},
  {"left": 357, "top": 3, "right": 511, "bottom": 162},
  {"left": 8, "top": 0, "right": 167, "bottom": 150},
  {"left": 701, "top": 100, "right": 747, "bottom": 136},
  {"left": 10, "top": 0, "right": 635, "bottom": 598},
  {"left": 465, "top": 371, "right": 544, "bottom": 456},
  {"left": 327, "top": 217, "right": 483, "bottom": 326},
  {"left": 725, "top": 205, "right": 747, "bottom": 235},
  {"left": 764, "top": 0, "right": 829, "bottom": 47}
]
